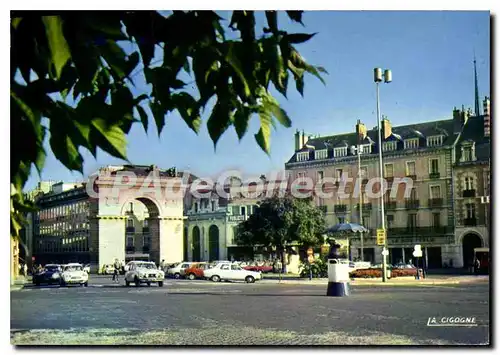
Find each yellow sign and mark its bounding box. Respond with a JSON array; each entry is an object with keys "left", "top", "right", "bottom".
[{"left": 376, "top": 229, "right": 386, "bottom": 246}]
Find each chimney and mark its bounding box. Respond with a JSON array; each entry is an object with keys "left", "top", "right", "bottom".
[
  {"left": 294, "top": 130, "right": 301, "bottom": 151},
  {"left": 453, "top": 106, "right": 469, "bottom": 133},
  {"left": 302, "top": 130, "right": 309, "bottom": 146},
  {"left": 381, "top": 116, "right": 392, "bottom": 139},
  {"left": 484, "top": 96, "right": 490, "bottom": 137},
  {"left": 355, "top": 119, "right": 367, "bottom": 141}
]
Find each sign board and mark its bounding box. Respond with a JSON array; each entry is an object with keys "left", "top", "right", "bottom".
[
  {"left": 381, "top": 248, "right": 389, "bottom": 256},
  {"left": 376, "top": 229, "right": 386, "bottom": 246},
  {"left": 307, "top": 248, "right": 314, "bottom": 256},
  {"left": 414, "top": 244, "right": 422, "bottom": 251},
  {"left": 307, "top": 255, "right": 315, "bottom": 263},
  {"left": 413, "top": 250, "right": 422, "bottom": 257}
]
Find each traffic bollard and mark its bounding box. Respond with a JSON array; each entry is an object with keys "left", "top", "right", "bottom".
[{"left": 326, "top": 259, "right": 350, "bottom": 297}]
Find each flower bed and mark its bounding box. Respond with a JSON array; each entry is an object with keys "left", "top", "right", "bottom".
[{"left": 349, "top": 268, "right": 417, "bottom": 279}]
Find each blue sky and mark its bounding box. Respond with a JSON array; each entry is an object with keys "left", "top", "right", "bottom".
[{"left": 24, "top": 11, "right": 490, "bottom": 191}]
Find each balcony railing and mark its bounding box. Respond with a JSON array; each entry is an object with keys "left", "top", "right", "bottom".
[
  {"left": 126, "top": 226, "right": 135, "bottom": 233},
  {"left": 142, "top": 245, "right": 150, "bottom": 253},
  {"left": 334, "top": 205, "right": 347, "bottom": 213},
  {"left": 405, "top": 199, "right": 420, "bottom": 209},
  {"left": 356, "top": 203, "right": 372, "bottom": 211},
  {"left": 142, "top": 227, "right": 150, "bottom": 233},
  {"left": 387, "top": 226, "right": 454, "bottom": 236},
  {"left": 463, "top": 189, "right": 476, "bottom": 198},
  {"left": 429, "top": 172, "right": 440, "bottom": 179},
  {"left": 463, "top": 218, "right": 477, "bottom": 226},
  {"left": 428, "top": 198, "right": 444, "bottom": 208},
  {"left": 385, "top": 201, "right": 397, "bottom": 210}
]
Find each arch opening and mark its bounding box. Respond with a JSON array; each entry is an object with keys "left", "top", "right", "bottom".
[
  {"left": 462, "top": 233, "right": 483, "bottom": 269},
  {"left": 208, "top": 225, "right": 220, "bottom": 261},
  {"left": 192, "top": 226, "right": 201, "bottom": 262}
]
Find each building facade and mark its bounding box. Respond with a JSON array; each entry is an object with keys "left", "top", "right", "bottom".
[
  {"left": 285, "top": 104, "right": 487, "bottom": 268},
  {"left": 450, "top": 97, "right": 491, "bottom": 268}
]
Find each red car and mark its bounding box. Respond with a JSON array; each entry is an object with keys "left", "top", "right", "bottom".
[
  {"left": 184, "top": 263, "right": 211, "bottom": 280},
  {"left": 243, "top": 265, "right": 273, "bottom": 273}
]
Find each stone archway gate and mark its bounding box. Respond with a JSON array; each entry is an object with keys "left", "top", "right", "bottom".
[{"left": 88, "top": 165, "right": 187, "bottom": 271}]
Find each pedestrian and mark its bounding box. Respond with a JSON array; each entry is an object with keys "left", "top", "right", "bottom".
[
  {"left": 474, "top": 258, "right": 481, "bottom": 274},
  {"left": 112, "top": 259, "right": 120, "bottom": 283},
  {"left": 23, "top": 263, "right": 27, "bottom": 277},
  {"left": 159, "top": 259, "right": 165, "bottom": 271}
]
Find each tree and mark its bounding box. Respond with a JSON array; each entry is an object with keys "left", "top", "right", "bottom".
[
  {"left": 10, "top": 11, "right": 326, "bottom": 240},
  {"left": 235, "top": 195, "right": 326, "bottom": 272}
]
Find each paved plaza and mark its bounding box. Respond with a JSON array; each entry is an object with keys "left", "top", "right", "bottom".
[{"left": 11, "top": 277, "right": 489, "bottom": 346}]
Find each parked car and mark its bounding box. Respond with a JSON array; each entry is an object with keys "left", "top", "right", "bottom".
[
  {"left": 184, "top": 262, "right": 211, "bottom": 280},
  {"left": 33, "top": 264, "right": 62, "bottom": 286},
  {"left": 243, "top": 265, "right": 273, "bottom": 273},
  {"left": 393, "top": 263, "right": 415, "bottom": 269},
  {"left": 83, "top": 264, "right": 90, "bottom": 274},
  {"left": 204, "top": 263, "right": 262, "bottom": 283},
  {"left": 101, "top": 264, "right": 116, "bottom": 275},
  {"left": 60, "top": 263, "right": 89, "bottom": 287},
  {"left": 167, "top": 262, "right": 194, "bottom": 279},
  {"left": 124, "top": 261, "right": 164, "bottom": 287}
]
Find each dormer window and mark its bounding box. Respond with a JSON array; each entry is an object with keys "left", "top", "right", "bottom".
[
  {"left": 334, "top": 147, "right": 348, "bottom": 157},
  {"left": 404, "top": 138, "right": 419, "bottom": 149},
  {"left": 460, "top": 142, "right": 476, "bottom": 162},
  {"left": 427, "top": 135, "right": 444, "bottom": 147},
  {"left": 383, "top": 141, "right": 397, "bottom": 152},
  {"left": 361, "top": 144, "right": 371, "bottom": 154},
  {"left": 296, "top": 152, "right": 309, "bottom": 162},
  {"left": 315, "top": 149, "right": 328, "bottom": 160}
]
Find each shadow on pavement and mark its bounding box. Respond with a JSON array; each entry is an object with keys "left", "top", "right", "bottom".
[{"left": 166, "top": 292, "right": 332, "bottom": 297}]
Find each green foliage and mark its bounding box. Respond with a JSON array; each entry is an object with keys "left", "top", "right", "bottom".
[
  {"left": 299, "top": 258, "right": 328, "bottom": 278},
  {"left": 235, "top": 195, "right": 326, "bottom": 253},
  {"left": 10, "top": 11, "right": 326, "bottom": 240}
]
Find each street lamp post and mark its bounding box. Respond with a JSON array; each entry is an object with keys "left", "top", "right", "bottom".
[{"left": 374, "top": 68, "right": 392, "bottom": 282}]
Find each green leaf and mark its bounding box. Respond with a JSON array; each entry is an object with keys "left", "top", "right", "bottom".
[
  {"left": 254, "top": 109, "right": 273, "bottom": 155},
  {"left": 265, "top": 11, "right": 278, "bottom": 33},
  {"left": 207, "top": 100, "right": 232, "bottom": 148},
  {"left": 90, "top": 119, "right": 128, "bottom": 160},
  {"left": 285, "top": 33, "right": 317, "bottom": 44},
  {"left": 49, "top": 133, "right": 84, "bottom": 172},
  {"left": 42, "top": 16, "right": 71, "bottom": 79},
  {"left": 170, "top": 93, "right": 201, "bottom": 134},
  {"left": 11, "top": 17, "right": 23, "bottom": 29},
  {"left": 233, "top": 106, "right": 252, "bottom": 140},
  {"left": 286, "top": 11, "right": 304, "bottom": 25},
  {"left": 296, "top": 75, "right": 304, "bottom": 96},
  {"left": 136, "top": 105, "right": 149, "bottom": 133},
  {"left": 98, "top": 40, "right": 128, "bottom": 80},
  {"left": 149, "top": 101, "right": 167, "bottom": 136},
  {"left": 222, "top": 42, "right": 251, "bottom": 98}
]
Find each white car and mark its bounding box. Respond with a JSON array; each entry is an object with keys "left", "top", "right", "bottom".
[
  {"left": 60, "top": 263, "right": 89, "bottom": 287},
  {"left": 124, "top": 261, "right": 165, "bottom": 287},
  {"left": 167, "top": 262, "right": 194, "bottom": 279},
  {"left": 204, "top": 263, "right": 262, "bottom": 283},
  {"left": 83, "top": 264, "right": 90, "bottom": 274}
]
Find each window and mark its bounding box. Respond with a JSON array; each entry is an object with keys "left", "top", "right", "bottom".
[
  {"left": 462, "top": 146, "right": 472, "bottom": 162},
  {"left": 335, "top": 169, "right": 343, "bottom": 180},
  {"left": 432, "top": 213, "right": 441, "bottom": 227},
  {"left": 127, "top": 235, "right": 134, "bottom": 247},
  {"left": 386, "top": 215, "right": 394, "bottom": 228},
  {"left": 334, "top": 147, "right": 348, "bottom": 157},
  {"left": 406, "top": 161, "right": 416, "bottom": 176},
  {"left": 221, "top": 264, "right": 230, "bottom": 270},
  {"left": 232, "top": 206, "right": 240, "bottom": 215},
  {"left": 360, "top": 166, "right": 368, "bottom": 178},
  {"left": 317, "top": 171, "right": 324, "bottom": 181},
  {"left": 129, "top": 202, "right": 134, "bottom": 213},
  {"left": 194, "top": 202, "right": 198, "bottom": 213},
  {"left": 464, "top": 176, "right": 474, "bottom": 190},
  {"left": 384, "top": 163, "right": 394, "bottom": 178},
  {"left": 211, "top": 201, "right": 216, "bottom": 211},
  {"left": 408, "top": 213, "right": 417, "bottom": 230},
  {"left": 143, "top": 235, "right": 150, "bottom": 247},
  {"left": 409, "top": 188, "right": 417, "bottom": 201},
  {"left": 360, "top": 144, "right": 371, "bottom": 154},
  {"left": 404, "top": 139, "right": 419, "bottom": 149},
  {"left": 465, "top": 203, "right": 476, "bottom": 219},
  {"left": 427, "top": 135, "right": 443, "bottom": 147},
  {"left": 315, "top": 149, "right": 328, "bottom": 160},
  {"left": 430, "top": 186, "right": 441, "bottom": 199},
  {"left": 143, "top": 219, "right": 149, "bottom": 228},
  {"left": 297, "top": 172, "right": 307, "bottom": 182},
  {"left": 241, "top": 206, "right": 246, "bottom": 216},
  {"left": 338, "top": 217, "right": 345, "bottom": 224},
  {"left": 231, "top": 264, "right": 241, "bottom": 271},
  {"left": 127, "top": 219, "right": 134, "bottom": 227},
  {"left": 296, "top": 152, "right": 309, "bottom": 162},
  {"left": 430, "top": 159, "right": 439, "bottom": 174}
]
